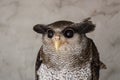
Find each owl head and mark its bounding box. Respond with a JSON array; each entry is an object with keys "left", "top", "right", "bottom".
[{"left": 33, "top": 18, "right": 95, "bottom": 52}]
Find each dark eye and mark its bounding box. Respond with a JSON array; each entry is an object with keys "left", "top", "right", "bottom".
[
  {"left": 47, "top": 29, "right": 54, "bottom": 38},
  {"left": 63, "top": 29, "right": 74, "bottom": 38}
]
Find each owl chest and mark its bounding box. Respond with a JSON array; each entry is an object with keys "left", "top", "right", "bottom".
[{"left": 37, "top": 63, "right": 91, "bottom": 80}]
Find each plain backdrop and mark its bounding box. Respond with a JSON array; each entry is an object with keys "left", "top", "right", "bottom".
[{"left": 0, "top": 0, "right": 120, "bottom": 80}]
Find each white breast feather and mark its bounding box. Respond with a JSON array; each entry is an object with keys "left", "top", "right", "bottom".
[{"left": 37, "top": 63, "right": 91, "bottom": 80}]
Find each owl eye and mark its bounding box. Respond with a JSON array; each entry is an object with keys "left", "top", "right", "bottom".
[
  {"left": 63, "top": 29, "right": 74, "bottom": 38},
  {"left": 47, "top": 29, "right": 54, "bottom": 38}
]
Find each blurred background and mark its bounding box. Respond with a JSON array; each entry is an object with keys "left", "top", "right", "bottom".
[{"left": 0, "top": 0, "right": 120, "bottom": 80}]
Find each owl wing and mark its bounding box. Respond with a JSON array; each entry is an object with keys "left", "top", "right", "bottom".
[
  {"left": 89, "top": 39, "right": 107, "bottom": 80},
  {"left": 35, "top": 46, "right": 43, "bottom": 80},
  {"left": 90, "top": 39, "right": 100, "bottom": 80}
]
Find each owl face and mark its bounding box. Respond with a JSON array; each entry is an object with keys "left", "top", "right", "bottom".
[
  {"left": 43, "top": 25, "right": 81, "bottom": 51},
  {"left": 33, "top": 18, "right": 95, "bottom": 52}
]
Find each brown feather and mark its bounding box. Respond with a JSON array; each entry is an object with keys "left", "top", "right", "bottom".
[{"left": 35, "top": 47, "right": 43, "bottom": 80}]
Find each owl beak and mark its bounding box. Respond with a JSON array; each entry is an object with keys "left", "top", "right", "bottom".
[{"left": 53, "top": 36, "right": 62, "bottom": 51}]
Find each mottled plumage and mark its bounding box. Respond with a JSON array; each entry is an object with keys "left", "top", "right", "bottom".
[{"left": 33, "top": 18, "right": 106, "bottom": 80}]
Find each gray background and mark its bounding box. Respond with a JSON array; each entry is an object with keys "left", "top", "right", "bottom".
[{"left": 0, "top": 0, "right": 120, "bottom": 80}]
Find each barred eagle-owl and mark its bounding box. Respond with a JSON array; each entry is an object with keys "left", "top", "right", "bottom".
[{"left": 33, "top": 18, "right": 106, "bottom": 80}]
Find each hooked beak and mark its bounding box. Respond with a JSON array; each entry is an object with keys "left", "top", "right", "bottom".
[{"left": 53, "top": 35, "right": 62, "bottom": 51}]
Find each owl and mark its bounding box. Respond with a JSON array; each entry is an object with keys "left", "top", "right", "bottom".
[{"left": 33, "top": 18, "right": 106, "bottom": 80}]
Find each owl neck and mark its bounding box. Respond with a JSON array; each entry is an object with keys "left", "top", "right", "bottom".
[{"left": 42, "top": 35, "right": 91, "bottom": 70}]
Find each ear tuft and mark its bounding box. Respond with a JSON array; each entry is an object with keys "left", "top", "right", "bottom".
[
  {"left": 33, "top": 24, "right": 46, "bottom": 34},
  {"left": 78, "top": 18, "right": 96, "bottom": 34},
  {"left": 83, "top": 17, "right": 91, "bottom": 22}
]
